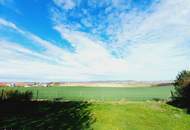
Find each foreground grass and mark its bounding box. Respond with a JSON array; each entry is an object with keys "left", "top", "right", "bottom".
[
  {"left": 90, "top": 102, "right": 190, "bottom": 130},
  {"left": 0, "top": 101, "right": 190, "bottom": 130},
  {"left": 0, "top": 86, "right": 173, "bottom": 101}
]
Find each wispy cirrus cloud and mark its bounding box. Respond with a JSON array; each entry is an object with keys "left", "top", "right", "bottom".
[
  {"left": 51, "top": 0, "right": 190, "bottom": 80},
  {"left": 0, "top": 0, "right": 190, "bottom": 81},
  {"left": 53, "top": 0, "right": 76, "bottom": 10},
  {"left": 0, "top": 18, "right": 129, "bottom": 81}
]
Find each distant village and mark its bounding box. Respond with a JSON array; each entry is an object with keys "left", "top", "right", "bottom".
[{"left": 0, "top": 82, "right": 65, "bottom": 87}]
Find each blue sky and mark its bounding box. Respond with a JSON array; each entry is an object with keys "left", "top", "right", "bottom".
[{"left": 0, "top": 0, "right": 190, "bottom": 81}]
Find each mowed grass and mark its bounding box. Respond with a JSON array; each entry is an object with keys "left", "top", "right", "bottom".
[
  {"left": 0, "top": 100, "right": 190, "bottom": 130},
  {"left": 0, "top": 86, "right": 173, "bottom": 101},
  {"left": 90, "top": 102, "right": 190, "bottom": 130}
]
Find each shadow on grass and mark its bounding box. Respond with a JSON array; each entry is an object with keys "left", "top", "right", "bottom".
[
  {"left": 0, "top": 100, "right": 95, "bottom": 130},
  {"left": 167, "top": 99, "right": 190, "bottom": 114}
]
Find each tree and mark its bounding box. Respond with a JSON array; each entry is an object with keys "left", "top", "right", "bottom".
[{"left": 171, "top": 70, "right": 190, "bottom": 108}]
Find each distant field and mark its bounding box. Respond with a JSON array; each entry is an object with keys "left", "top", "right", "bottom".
[{"left": 0, "top": 86, "right": 173, "bottom": 101}]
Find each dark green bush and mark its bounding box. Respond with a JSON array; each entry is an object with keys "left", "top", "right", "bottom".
[
  {"left": 171, "top": 70, "right": 190, "bottom": 107},
  {"left": 0, "top": 90, "right": 33, "bottom": 101}
]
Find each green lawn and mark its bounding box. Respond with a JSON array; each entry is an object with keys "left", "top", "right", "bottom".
[
  {"left": 91, "top": 102, "right": 190, "bottom": 130},
  {"left": 0, "top": 86, "right": 173, "bottom": 101},
  {"left": 0, "top": 101, "right": 190, "bottom": 130}
]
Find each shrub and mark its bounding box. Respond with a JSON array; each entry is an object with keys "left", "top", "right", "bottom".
[
  {"left": 171, "top": 70, "right": 190, "bottom": 107},
  {"left": 0, "top": 90, "right": 33, "bottom": 101}
]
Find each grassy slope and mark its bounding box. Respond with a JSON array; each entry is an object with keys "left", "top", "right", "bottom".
[
  {"left": 0, "top": 86, "right": 173, "bottom": 101},
  {"left": 90, "top": 102, "right": 190, "bottom": 130}
]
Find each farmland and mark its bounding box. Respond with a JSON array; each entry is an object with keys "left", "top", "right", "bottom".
[{"left": 0, "top": 85, "right": 173, "bottom": 101}]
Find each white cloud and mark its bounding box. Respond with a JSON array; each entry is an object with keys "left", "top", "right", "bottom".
[
  {"left": 0, "top": 0, "right": 190, "bottom": 81},
  {"left": 53, "top": 0, "right": 76, "bottom": 10},
  {"left": 0, "top": 18, "right": 68, "bottom": 61},
  {"left": 51, "top": 0, "right": 190, "bottom": 81},
  {"left": 0, "top": 18, "right": 18, "bottom": 30},
  {"left": 107, "top": 0, "right": 190, "bottom": 80},
  {"left": 54, "top": 25, "right": 128, "bottom": 75},
  {"left": 0, "top": 19, "right": 129, "bottom": 81}
]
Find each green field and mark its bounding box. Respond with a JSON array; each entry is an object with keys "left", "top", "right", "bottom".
[{"left": 0, "top": 86, "right": 173, "bottom": 101}]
